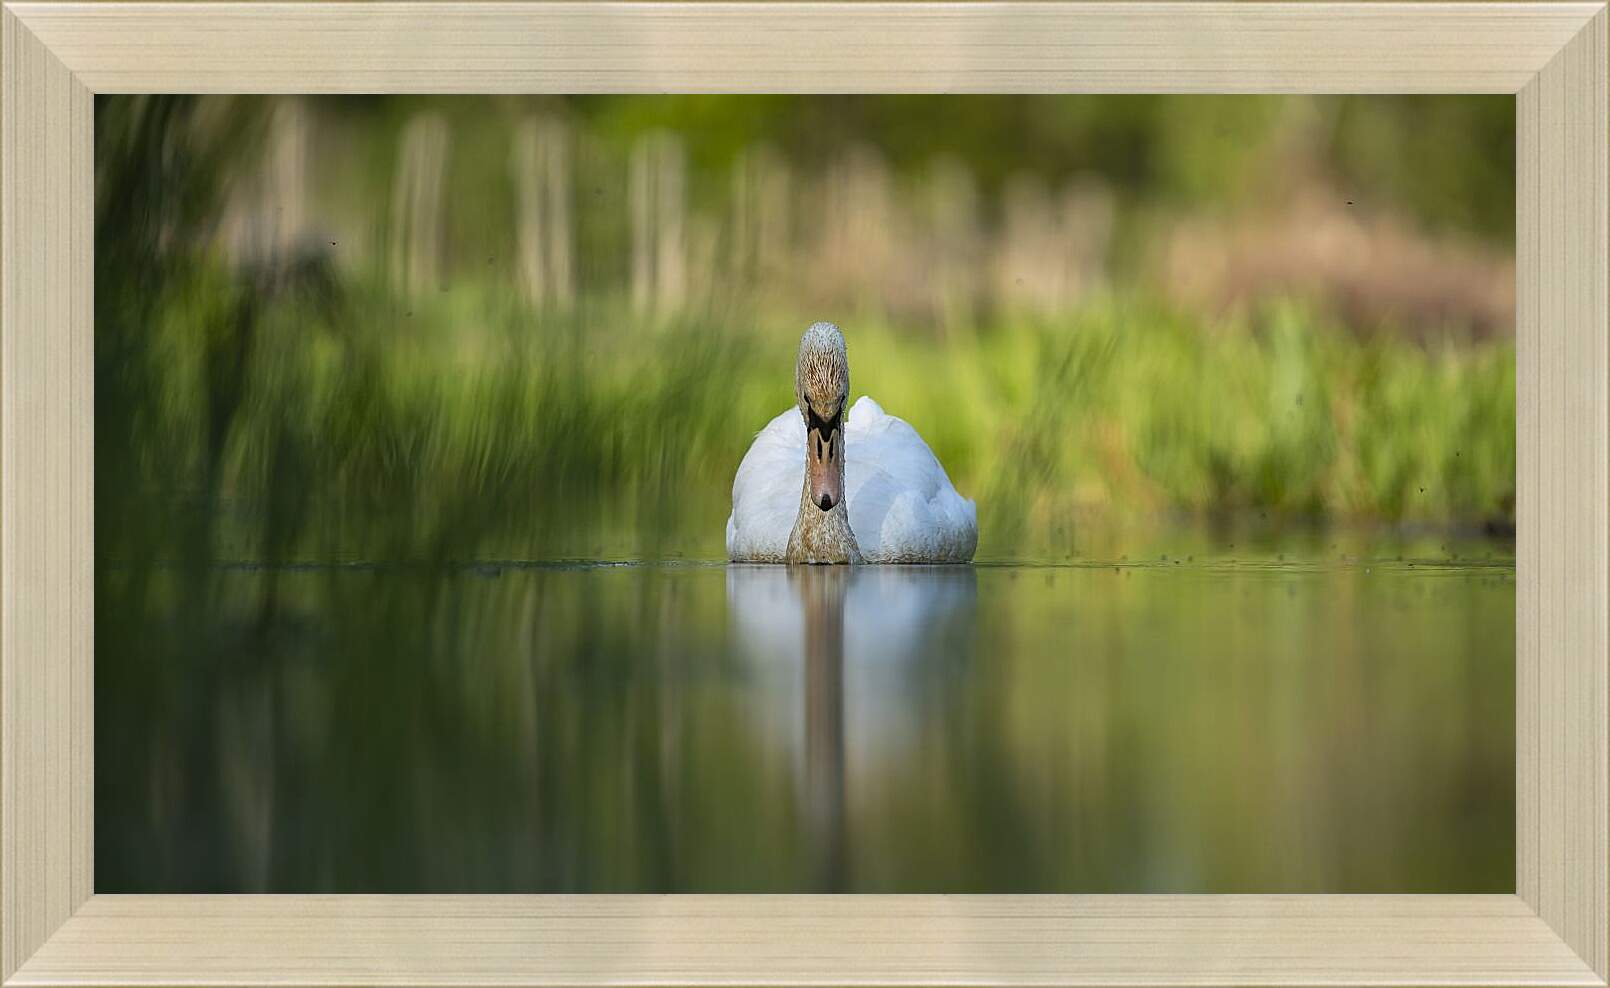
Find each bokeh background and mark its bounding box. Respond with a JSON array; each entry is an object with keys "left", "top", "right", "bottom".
[
  {"left": 96, "top": 96, "right": 1516, "bottom": 893},
  {"left": 97, "top": 95, "right": 1515, "bottom": 565}
]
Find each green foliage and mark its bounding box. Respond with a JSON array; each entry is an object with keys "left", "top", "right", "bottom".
[
  {"left": 1329, "top": 95, "right": 1516, "bottom": 242},
  {"left": 92, "top": 94, "right": 1517, "bottom": 570},
  {"left": 847, "top": 301, "right": 1515, "bottom": 557},
  {"left": 564, "top": 94, "right": 1514, "bottom": 241},
  {"left": 247, "top": 94, "right": 1514, "bottom": 258},
  {"left": 103, "top": 270, "right": 1516, "bottom": 566},
  {"left": 91, "top": 96, "right": 1518, "bottom": 899}
]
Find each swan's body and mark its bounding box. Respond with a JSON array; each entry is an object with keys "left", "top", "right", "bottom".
[
  {"left": 727, "top": 326, "right": 978, "bottom": 565},
  {"left": 726, "top": 395, "right": 978, "bottom": 562}
]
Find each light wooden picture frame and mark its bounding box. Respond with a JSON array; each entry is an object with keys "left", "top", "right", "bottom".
[{"left": 1, "top": 2, "right": 1605, "bottom": 985}]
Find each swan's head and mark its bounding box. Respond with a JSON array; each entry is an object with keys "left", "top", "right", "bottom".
[{"left": 795, "top": 321, "right": 849, "bottom": 513}]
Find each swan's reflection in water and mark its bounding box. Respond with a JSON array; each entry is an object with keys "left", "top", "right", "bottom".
[
  {"left": 98, "top": 559, "right": 1515, "bottom": 893},
  {"left": 726, "top": 565, "right": 979, "bottom": 889}
]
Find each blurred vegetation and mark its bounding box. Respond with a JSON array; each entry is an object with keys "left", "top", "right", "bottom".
[
  {"left": 96, "top": 94, "right": 1515, "bottom": 569},
  {"left": 550, "top": 95, "right": 1515, "bottom": 239},
  {"left": 95, "top": 95, "right": 1517, "bottom": 895}
]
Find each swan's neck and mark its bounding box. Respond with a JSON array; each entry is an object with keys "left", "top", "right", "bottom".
[{"left": 787, "top": 470, "right": 863, "bottom": 564}]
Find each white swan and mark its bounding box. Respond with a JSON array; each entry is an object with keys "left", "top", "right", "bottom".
[{"left": 726, "top": 322, "right": 978, "bottom": 563}]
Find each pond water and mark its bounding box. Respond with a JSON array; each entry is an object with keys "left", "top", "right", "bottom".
[{"left": 96, "top": 535, "right": 1514, "bottom": 893}]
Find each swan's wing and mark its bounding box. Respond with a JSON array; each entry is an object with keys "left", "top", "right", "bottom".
[
  {"left": 844, "top": 396, "right": 979, "bottom": 563},
  {"left": 726, "top": 407, "right": 804, "bottom": 561}
]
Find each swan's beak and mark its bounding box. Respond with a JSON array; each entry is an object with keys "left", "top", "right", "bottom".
[{"left": 807, "top": 422, "right": 843, "bottom": 512}]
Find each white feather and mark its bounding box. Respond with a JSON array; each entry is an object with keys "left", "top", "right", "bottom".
[{"left": 727, "top": 396, "right": 979, "bottom": 563}]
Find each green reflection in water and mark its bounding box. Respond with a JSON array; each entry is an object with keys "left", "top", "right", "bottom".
[{"left": 96, "top": 546, "right": 1513, "bottom": 893}]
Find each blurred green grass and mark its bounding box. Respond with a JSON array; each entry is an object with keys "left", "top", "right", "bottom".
[
  {"left": 92, "top": 96, "right": 1519, "bottom": 898},
  {"left": 95, "top": 95, "right": 1516, "bottom": 567},
  {"left": 106, "top": 259, "right": 1514, "bottom": 564}
]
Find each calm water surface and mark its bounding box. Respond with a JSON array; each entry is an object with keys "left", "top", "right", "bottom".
[{"left": 97, "top": 538, "right": 1514, "bottom": 893}]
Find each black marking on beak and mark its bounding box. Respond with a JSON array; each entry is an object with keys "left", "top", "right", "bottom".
[{"left": 806, "top": 402, "right": 842, "bottom": 461}]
